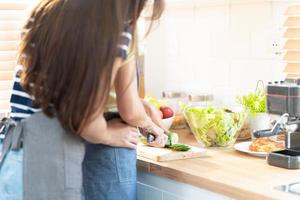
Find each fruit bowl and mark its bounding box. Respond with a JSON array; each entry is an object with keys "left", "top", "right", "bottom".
[
  {"left": 144, "top": 96, "right": 175, "bottom": 130},
  {"left": 162, "top": 116, "right": 175, "bottom": 130}
]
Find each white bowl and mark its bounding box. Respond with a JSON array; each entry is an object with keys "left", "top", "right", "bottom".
[{"left": 162, "top": 116, "right": 175, "bottom": 130}]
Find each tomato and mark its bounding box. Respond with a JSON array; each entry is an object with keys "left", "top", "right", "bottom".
[{"left": 160, "top": 106, "right": 174, "bottom": 119}]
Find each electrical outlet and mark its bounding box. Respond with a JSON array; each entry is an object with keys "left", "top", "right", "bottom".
[{"left": 271, "top": 39, "right": 283, "bottom": 58}]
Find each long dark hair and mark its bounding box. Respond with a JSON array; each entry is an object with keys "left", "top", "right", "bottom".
[{"left": 19, "top": 0, "right": 164, "bottom": 134}]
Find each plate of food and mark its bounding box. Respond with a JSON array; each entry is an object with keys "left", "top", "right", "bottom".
[{"left": 234, "top": 138, "right": 285, "bottom": 158}]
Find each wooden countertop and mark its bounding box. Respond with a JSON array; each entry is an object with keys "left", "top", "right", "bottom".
[{"left": 137, "top": 129, "right": 300, "bottom": 200}]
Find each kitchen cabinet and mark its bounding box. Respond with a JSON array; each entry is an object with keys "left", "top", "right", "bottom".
[
  {"left": 137, "top": 130, "right": 300, "bottom": 200},
  {"left": 137, "top": 171, "right": 231, "bottom": 200}
]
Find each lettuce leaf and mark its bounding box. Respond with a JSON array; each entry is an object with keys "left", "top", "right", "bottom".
[{"left": 183, "top": 106, "right": 245, "bottom": 147}]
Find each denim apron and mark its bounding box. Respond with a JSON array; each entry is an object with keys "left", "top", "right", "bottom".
[{"left": 82, "top": 113, "right": 137, "bottom": 200}]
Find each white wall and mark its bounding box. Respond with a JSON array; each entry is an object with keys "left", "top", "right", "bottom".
[{"left": 142, "top": 0, "right": 297, "bottom": 108}]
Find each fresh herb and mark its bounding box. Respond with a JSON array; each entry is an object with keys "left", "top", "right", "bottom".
[{"left": 237, "top": 89, "right": 266, "bottom": 117}]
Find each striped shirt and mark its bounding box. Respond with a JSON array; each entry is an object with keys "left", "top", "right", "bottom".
[
  {"left": 8, "top": 29, "right": 133, "bottom": 123},
  {"left": 10, "top": 74, "right": 41, "bottom": 121}
]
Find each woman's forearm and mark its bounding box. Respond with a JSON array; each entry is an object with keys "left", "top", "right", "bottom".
[
  {"left": 114, "top": 60, "right": 166, "bottom": 146},
  {"left": 81, "top": 115, "right": 111, "bottom": 144},
  {"left": 81, "top": 114, "right": 139, "bottom": 149},
  {"left": 118, "top": 98, "right": 151, "bottom": 128},
  {"left": 115, "top": 60, "right": 153, "bottom": 128}
]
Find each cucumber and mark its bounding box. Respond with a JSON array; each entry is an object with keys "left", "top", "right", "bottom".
[
  {"left": 165, "top": 132, "right": 179, "bottom": 147},
  {"left": 140, "top": 132, "right": 190, "bottom": 152},
  {"left": 169, "top": 143, "right": 191, "bottom": 152}
]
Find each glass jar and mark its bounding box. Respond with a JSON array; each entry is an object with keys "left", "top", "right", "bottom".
[{"left": 162, "top": 91, "right": 188, "bottom": 129}]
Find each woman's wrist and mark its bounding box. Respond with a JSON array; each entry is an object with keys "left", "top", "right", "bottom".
[
  {"left": 139, "top": 116, "right": 165, "bottom": 137},
  {"left": 139, "top": 116, "right": 154, "bottom": 131},
  {"left": 104, "top": 122, "right": 117, "bottom": 146}
]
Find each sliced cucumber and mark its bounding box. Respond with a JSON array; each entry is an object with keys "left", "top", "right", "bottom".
[
  {"left": 169, "top": 143, "right": 191, "bottom": 152},
  {"left": 140, "top": 132, "right": 190, "bottom": 152},
  {"left": 165, "top": 132, "right": 179, "bottom": 147}
]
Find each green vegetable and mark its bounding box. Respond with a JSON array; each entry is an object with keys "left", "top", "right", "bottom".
[
  {"left": 169, "top": 143, "right": 191, "bottom": 151},
  {"left": 183, "top": 105, "right": 245, "bottom": 147},
  {"left": 165, "top": 132, "right": 179, "bottom": 147},
  {"left": 237, "top": 89, "right": 266, "bottom": 117},
  {"left": 139, "top": 132, "right": 190, "bottom": 152},
  {"left": 139, "top": 135, "right": 148, "bottom": 145},
  {"left": 145, "top": 96, "right": 161, "bottom": 109}
]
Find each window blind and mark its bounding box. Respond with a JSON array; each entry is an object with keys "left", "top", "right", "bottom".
[
  {"left": 284, "top": 4, "right": 300, "bottom": 79},
  {"left": 0, "top": 1, "right": 30, "bottom": 113}
]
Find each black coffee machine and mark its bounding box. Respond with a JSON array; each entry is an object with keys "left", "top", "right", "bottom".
[{"left": 253, "top": 79, "right": 300, "bottom": 169}]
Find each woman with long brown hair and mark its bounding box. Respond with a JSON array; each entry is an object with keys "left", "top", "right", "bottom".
[{"left": 0, "top": 0, "right": 165, "bottom": 199}]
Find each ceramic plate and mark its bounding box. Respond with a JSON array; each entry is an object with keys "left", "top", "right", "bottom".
[{"left": 234, "top": 141, "right": 268, "bottom": 158}]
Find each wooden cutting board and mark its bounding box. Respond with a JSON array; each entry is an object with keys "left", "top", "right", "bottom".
[{"left": 137, "top": 144, "right": 206, "bottom": 162}]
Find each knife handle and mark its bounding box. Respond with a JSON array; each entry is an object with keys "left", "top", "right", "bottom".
[
  {"left": 138, "top": 127, "right": 156, "bottom": 143},
  {"left": 147, "top": 133, "right": 156, "bottom": 143}
]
